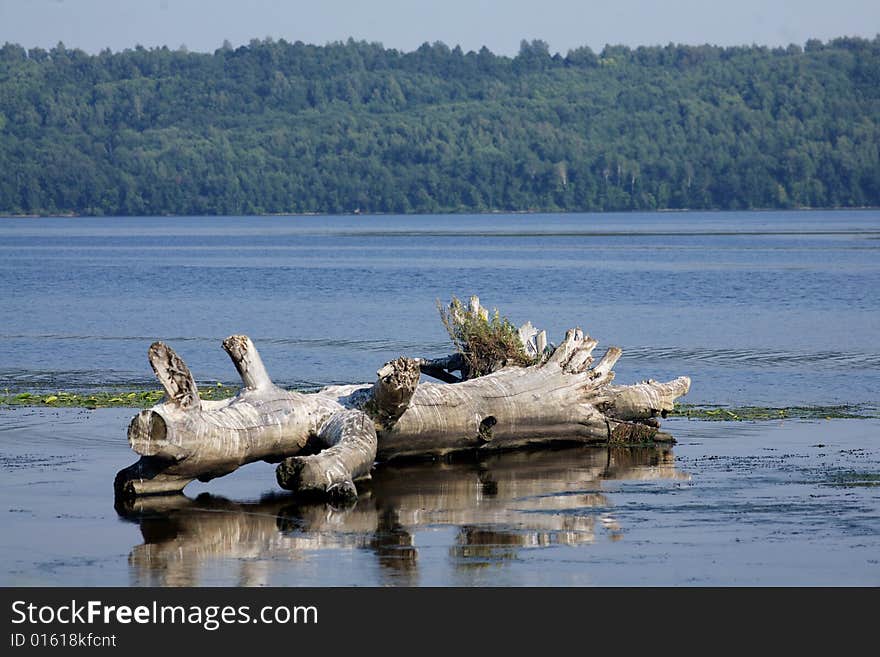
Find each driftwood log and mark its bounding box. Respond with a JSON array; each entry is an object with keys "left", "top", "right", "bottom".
[{"left": 115, "top": 297, "right": 690, "bottom": 500}]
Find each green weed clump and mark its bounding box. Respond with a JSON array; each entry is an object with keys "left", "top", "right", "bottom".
[
  {"left": 670, "top": 403, "right": 873, "bottom": 421},
  {"left": 0, "top": 384, "right": 237, "bottom": 409},
  {"left": 438, "top": 296, "right": 537, "bottom": 378}
]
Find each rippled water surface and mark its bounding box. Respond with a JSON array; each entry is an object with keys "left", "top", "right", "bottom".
[
  {"left": 1, "top": 211, "right": 879, "bottom": 586},
  {"left": 1, "top": 409, "right": 878, "bottom": 586},
  {"left": 2, "top": 210, "right": 879, "bottom": 405}
]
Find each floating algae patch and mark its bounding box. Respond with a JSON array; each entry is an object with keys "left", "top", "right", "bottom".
[
  {"left": 670, "top": 403, "right": 876, "bottom": 421},
  {"left": 0, "top": 385, "right": 237, "bottom": 409},
  {"left": 823, "top": 471, "right": 880, "bottom": 488}
]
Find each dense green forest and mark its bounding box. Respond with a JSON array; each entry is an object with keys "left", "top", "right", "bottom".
[{"left": 0, "top": 36, "right": 878, "bottom": 215}]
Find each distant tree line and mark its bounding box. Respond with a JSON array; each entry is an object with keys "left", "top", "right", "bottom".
[{"left": 0, "top": 36, "right": 878, "bottom": 215}]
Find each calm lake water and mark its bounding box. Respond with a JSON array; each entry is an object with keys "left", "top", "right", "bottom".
[
  {"left": 1, "top": 408, "right": 878, "bottom": 586},
  {"left": 1, "top": 210, "right": 879, "bottom": 406},
  {"left": 1, "top": 210, "right": 879, "bottom": 586}
]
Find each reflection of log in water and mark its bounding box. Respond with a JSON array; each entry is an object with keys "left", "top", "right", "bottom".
[
  {"left": 118, "top": 494, "right": 378, "bottom": 587},
  {"left": 117, "top": 445, "right": 688, "bottom": 586}
]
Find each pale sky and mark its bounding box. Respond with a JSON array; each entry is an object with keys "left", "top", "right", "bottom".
[{"left": 1, "top": 0, "right": 878, "bottom": 56}]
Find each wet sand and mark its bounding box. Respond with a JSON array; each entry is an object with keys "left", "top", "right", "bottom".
[{"left": 1, "top": 407, "right": 878, "bottom": 586}]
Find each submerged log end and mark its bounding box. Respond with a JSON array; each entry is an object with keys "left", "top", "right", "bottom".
[
  {"left": 114, "top": 458, "right": 194, "bottom": 497},
  {"left": 608, "top": 420, "right": 662, "bottom": 444},
  {"left": 276, "top": 409, "right": 377, "bottom": 501},
  {"left": 275, "top": 458, "right": 358, "bottom": 505}
]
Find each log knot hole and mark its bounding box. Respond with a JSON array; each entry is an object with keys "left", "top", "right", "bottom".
[{"left": 478, "top": 416, "right": 497, "bottom": 442}]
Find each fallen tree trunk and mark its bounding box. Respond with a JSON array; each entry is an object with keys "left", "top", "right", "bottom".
[
  {"left": 116, "top": 297, "right": 690, "bottom": 500},
  {"left": 370, "top": 333, "right": 689, "bottom": 459}
]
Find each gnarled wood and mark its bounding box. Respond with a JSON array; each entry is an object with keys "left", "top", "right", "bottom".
[
  {"left": 117, "top": 301, "right": 691, "bottom": 501},
  {"left": 148, "top": 342, "right": 200, "bottom": 410},
  {"left": 367, "top": 357, "right": 421, "bottom": 427},
  {"left": 369, "top": 328, "right": 690, "bottom": 460},
  {"left": 605, "top": 377, "right": 692, "bottom": 421},
  {"left": 115, "top": 336, "right": 339, "bottom": 497},
  {"left": 275, "top": 409, "right": 377, "bottom": 503}
]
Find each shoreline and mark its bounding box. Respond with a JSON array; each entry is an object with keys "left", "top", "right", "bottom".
[{"left": 2, "top": 206, "right": 880, "bottom": 220}]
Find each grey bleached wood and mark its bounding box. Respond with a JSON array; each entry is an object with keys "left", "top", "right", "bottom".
[
  {"left": 117, "top": 308, "right": 691, "bottom": 501},
  {"left": 275, "top": 409, "right": 377, "bottom": 503},
  {"left": 367, "top": 357, "right": 421, "bottom": 428},
  {"left": 116, "top": 337, "right": 344, "bottom": 496},
  {"left": 604, "top": 377, "right": 692, "bottom": 421},
  {"left": 117, "top": 341, "right": 414, "bottom": 498},
  {"left": 517, "top": 321, "right": 539, "bottom": 357},
  {"left": 222, "top": 334, "right": 273, "bottom": 390},
  {"left": 372, "top": 328, "right": 688, "bottom": 460},
  {"left": 274, "top": 357, "right": 420, "bottom": 498},
  {"left": 536, "top": 330, "right": 547, "bottom": 357}
]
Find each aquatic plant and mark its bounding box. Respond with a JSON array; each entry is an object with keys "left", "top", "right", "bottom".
[
  {"left": 437, "top": 295, "right": 537, "bottom": 378},
  {"left": 0, "top": 385, "right": 236, "bottom": 409},
  {"left": 670, "top": 403, "right": 872, "bottom": 421}
]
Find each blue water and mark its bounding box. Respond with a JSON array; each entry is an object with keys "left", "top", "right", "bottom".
[
  {"left": 2, "top": 409, "right": 880, "bottom": 586},
  {"left": 2, "top": 211, "right": 880, "bottom": 587},
  {"left": 1, "top": 210, "right": 879, "bottom": 407}
]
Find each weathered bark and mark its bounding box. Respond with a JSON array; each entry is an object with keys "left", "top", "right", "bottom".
[
  {"left": 366, "top": 357, "right": 421, "bottom": 427},
  {"left": 372, "top": 329, "right": 687, "bottom": 460},
  {"left": 271, "top": 357, "right": 423, "bottom": 499},
  {"left": 275, "top": 409, "right": 377, "bottom": 503},
  {"left": 117, "top": 301, "right": 691, "bottom": 500},
  {"left": 605, "top": 377, "right": 691, "bottom": 421},
  {"left": 115, "top": 337, "right": 340, "bottom": 496}
]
